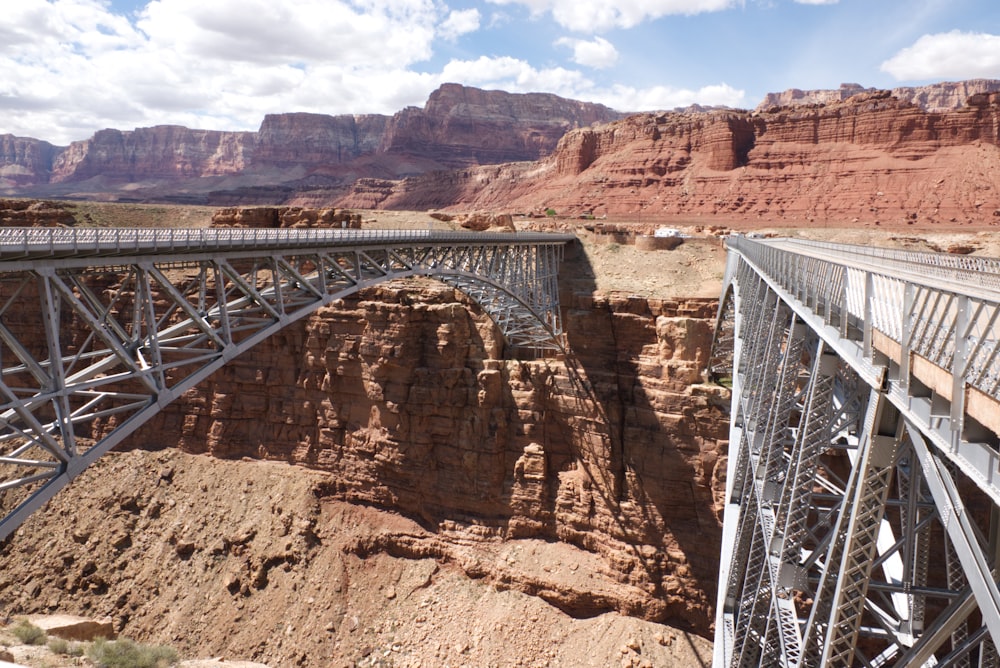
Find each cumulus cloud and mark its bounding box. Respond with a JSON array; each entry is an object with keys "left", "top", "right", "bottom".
[
  {"left": 555, "top": 36, "right": 619, "bottom": 69},
  {"left": 599, "top": 83, "right": 746, "bottom": 111},
  {"left": 439, "top": 8, "right": 481, "bottom": 40},
  {"left": 487, "top": 0, "right": 739, "bottom": 31},
  {"left": 881, "top": 31, "right": 1000, "bottom": 80}
]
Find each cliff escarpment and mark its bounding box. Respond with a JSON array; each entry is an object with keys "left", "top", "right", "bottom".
[
  {"left": 341, "top": 90, "right": 1000, "bottom": 226},
  {"left": 0, "top": 84, "right": 622, "bottom": 202}
]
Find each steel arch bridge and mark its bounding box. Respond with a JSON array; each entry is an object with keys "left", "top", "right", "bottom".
[
  {"left": 0, "top": 226, "right": 573, "bottom": 542},
  {"left": 712, "top": 236, "right": 1000, "bottom": 667}
]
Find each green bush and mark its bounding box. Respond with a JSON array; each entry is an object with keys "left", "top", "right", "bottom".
[
  {"left": 10, "top": 618, "right": 46, "bottom": 645},
  {"left": 87, "top": 637, "right": 179, "bottom": 668},
  {"left": 545, "top": 208, "right": 557, "bottom": 217}
]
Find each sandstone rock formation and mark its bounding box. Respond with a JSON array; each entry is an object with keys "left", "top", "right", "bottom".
[
  {"left": 0, "top": 84, "right": 622, "bottom": 203},
  {"left": 210, "top": 206, "right": 362, "bottom": 229},
  {"left": 50, "top": 126, "right": 256, "bottom": 183},
  {"left": 0, "top": 198, "right": 76, "bottom": 226},
  {"left": 0, "top": 135, "right": 61, "bottom": 187},
  {"left": 755, "top": 79, "right": 1000, "bottom": 113},
  {"left": 120, "top": 281, "right": 728, "bottom": 634},
  {"left": 351, "top": 90, "right": 1000, "bottom": 226}
]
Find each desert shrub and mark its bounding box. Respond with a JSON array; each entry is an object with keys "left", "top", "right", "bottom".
[
  {"left": 545, "top": 208, "right": 557, "bottom": 217},
  {"left": 48, "top": 636, "right": 85, "bottom": 656},
  {"left": 10, "top": 618, "right": 46, "bottom": 645},
  {"left": 87, "top": 637, "right": 179, "bottom": 668}
]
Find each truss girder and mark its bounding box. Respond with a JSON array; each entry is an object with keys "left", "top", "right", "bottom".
[
  {"left": 0, "top": 228, "right": 572, "bottom": 542},
  {"left": 713, "top": 236, "right": 1000, "bottom": 667}
]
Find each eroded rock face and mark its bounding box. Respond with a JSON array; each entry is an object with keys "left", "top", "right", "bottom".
[
  {"left": 123, "top": 281, "right": 729, "bottom": 634},
  {"left": 210, "top": 206, "right": 362, "bottom": 228},
  {"left": 756, "top": 79, "right": 1000, "bottom": 113},
  {"left": 0, "top": 198, "right": 76, "bottom": 226},
  {"left": 0, "top": 135, "right": 61, "bottom": 187},
  {"left": 374, "top": 90, "right": 1000, "bottom": 224},
  {"left": 2, "top": 84, "right": 622, "bottom": 197},
  {"left": 50, "top": 126, "right": 256, "bottom": 183}
]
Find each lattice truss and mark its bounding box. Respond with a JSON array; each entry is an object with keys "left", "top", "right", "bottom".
[
  {"left": 0, "top": 234, "right": 567, "bottom": 541},
  {"left": 713, "top": 245, "right": 1000, "bottom": 667}
]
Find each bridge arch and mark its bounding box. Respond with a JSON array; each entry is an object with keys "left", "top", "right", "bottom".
[{"left": 0, "top": 227, "right": 573, "bottom": 541}]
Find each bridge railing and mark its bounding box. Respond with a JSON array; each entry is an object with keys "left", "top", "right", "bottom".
[
  {"left": 728, "top": 235, "right": 1000, "bottom": 414},
  {"left": 0, "top": 227, "right": 573, "bottom": 259}
]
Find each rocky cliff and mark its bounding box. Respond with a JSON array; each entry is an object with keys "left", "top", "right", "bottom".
[
  {"left": 0, "top": 84, "right": 622, "bottom": 202},
  {"left": 348, "top": 90, "right": 1000, "bottom": 225},
  {"left": 0, "top": 135, "right": 61, "bottom": 187},
  {"left": 756, "top": 79, "right": 1000, "bottom": 113}
]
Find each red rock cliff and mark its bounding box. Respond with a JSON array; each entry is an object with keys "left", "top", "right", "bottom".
[
  {"left": 361, "top": 90, "right": 1000, "bottom": 225},
  {"left": 50, "top": 126, "right": 256, "bottom": 182},
  {"left": 128, "top": 281, "right": 729, "bottom": 634}
]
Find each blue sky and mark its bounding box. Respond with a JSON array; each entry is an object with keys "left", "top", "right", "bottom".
[{"left": 2, "top": 0, "right": 999, "bottom": 145}]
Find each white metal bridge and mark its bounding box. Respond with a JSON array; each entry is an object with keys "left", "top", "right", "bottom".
[
  {"left": 712, "top": 236, "right": 1000, "bottom": 667},
  {"left": 0, "top": 226, "right": 572, "bottom": 542}
]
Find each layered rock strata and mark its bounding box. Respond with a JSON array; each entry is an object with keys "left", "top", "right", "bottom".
[
  {"left": 348, "top": 91, "right": 1000, "bottom": 225},
  {"left": 115, "top": 281, "right": 729, "bottom": 634}
]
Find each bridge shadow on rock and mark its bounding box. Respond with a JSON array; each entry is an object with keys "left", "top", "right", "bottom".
[{"left": 545, "top": 237, "right": 729, "bottom": 640}]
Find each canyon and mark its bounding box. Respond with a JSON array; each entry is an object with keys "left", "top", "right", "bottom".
[
  {"left": 0, "top": 226, "right": 728, "bottom": 666},
  {"left": 2, "top": 77, "right": 1000, "bottom": 666}
]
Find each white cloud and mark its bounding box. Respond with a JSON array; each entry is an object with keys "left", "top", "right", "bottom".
[
  {"left": 794, "top": 0, "right": 838, "bottom": 5},
  {"left": 439, "top": 56, "right": 592, "bottom": 97},
  {"left": 599, "top": 83, "right": 746, "bottom": 111},
  {"left": 881, "top": 31, "right": 1000, "bottom": 80},
  {"left": 487, "top": 0, "right": 740, "bottom": 32},
  {"left": 555, "top": 36, "right": 619, "bottom": 69},
  {"left": 440, "top": 8, "right": 481, "bottom": 40},
  {"left": 0, "top": 0, "right": 448, "bottom": 144}
]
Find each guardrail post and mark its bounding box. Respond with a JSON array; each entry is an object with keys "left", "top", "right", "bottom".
[{"left": 952, "top": 294, "right": 970, "bottom": 432}]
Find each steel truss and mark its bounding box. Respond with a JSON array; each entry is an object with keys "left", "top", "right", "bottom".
[
  {"left": 713, "top": 236, "right": 1000, "bottom": 667},
  {"left": 0, "top": 227, "right": 572, "bottom": 541}
]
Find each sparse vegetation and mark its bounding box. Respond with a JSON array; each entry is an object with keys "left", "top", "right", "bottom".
[
  {"left": 87, "top": 637, "right": 179, "bottom": 668},
  {"left": 545, "top": 207, "right": 557, "bottom": 217},
  {"left": 47, "top": 636, "right": 85, "bottom": 656},
  {"left": 11, "top": 618, "right": 47, "bottom": 645}
]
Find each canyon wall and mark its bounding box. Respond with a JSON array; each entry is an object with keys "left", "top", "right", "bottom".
[
  {"left": 101, "top": 279, "right": 728, "bottom": 635},
  {"left": 347, "top": 90, "right": 1000, "bottom": 225},
  {"left": 0, "top": 84, "right": 622, "bottom": 201},
  {"left": 0, "top": 135, "right": 61, "bottom": 187}
]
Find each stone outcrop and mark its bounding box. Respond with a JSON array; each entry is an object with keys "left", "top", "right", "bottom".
[
  {"left": 360, "top": 90, "right": 1000, "bottom": 225},
  {"left": 119, "top": 281, "right": 729, "bottom": 635},
  {"left": 379, "top": 83, "right": 622, "bottom": 167},
  {"left": 210, "top": 206, "right": 362, "bottom": 229},
  {"left": 0, "top": 198, "right": 76, "bottom": 226},
  {"left": 254, "top": 112, "right": 388, "bottom": 167}
]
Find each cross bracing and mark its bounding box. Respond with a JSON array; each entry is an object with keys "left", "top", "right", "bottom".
[
  {"left": 0, "top": 226, "right": 573, "bottom": 542},
  {"left": 712, "top": 235, "right": 1000, "bottom": 667}
]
